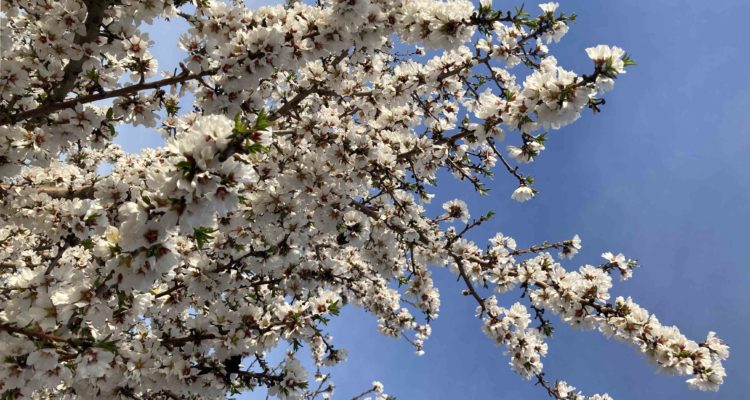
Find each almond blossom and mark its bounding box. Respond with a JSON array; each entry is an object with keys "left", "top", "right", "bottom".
[{"left": 0, "top": 0, "right": 725, "bottom": 399}]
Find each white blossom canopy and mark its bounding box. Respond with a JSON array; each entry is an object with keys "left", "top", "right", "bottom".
[{"left": 0, "top": 0, "right": 729, "bottom": 399}]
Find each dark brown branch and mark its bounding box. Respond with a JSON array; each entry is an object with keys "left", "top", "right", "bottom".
[
  {"left": 269, "top": 50, "right": 350, "bottom": 121},
  {"left": 45, "top": 0, "right": 114, "bottom": 105},
  {"left": 154, "top": 283, "right": 186, "bottom": 299},
  {"left": 162, "top": 332, "right": 219, "bottom": 346},
  {"left": 0, "top": 322, "right": 72, "bottom": 344},
  {"left": 0, "top": 183, "right": 96, "bottom": 200},
  {"left": 4, "top": 69, "right": 217, "bottom": 124},
  {"left": 510, "top": 240, "right": 572, "bottom": 256},
  {"left": 269, "top": 87, "right": 319, "bottom": 122},
  {"left": 487, "top": 137, "right": 525, "bottom": 184},
  {"left": 534, "top": 373, "right": 565, "bottom": 399},
  {"left": 449, "top": 252, "right": 568, "bottom": 400},
  {"left": 454, "top": 257, "right": 486, "bottom": 313}
]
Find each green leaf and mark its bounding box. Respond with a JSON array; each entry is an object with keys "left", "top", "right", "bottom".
[
  {"left": 535, "top": 132, "right": 548, "bottom": 144},
  {"left": 146, "top": 244, "right": 164, "bottom": 258},
  {"left": 244, "top": 142, "right": 268, "bottom": 154},
  {"left": 254, "top": 109, "right": 271, "bottom": 131},
  {"left": 328, "top": 300, "right": 341, "bottom": 316},
  {"left": 85, "top": 69, "right": 100, "bottom": 81},
  {"left": 514, "top": 4, "right": 528, "bottom": 18},
  {"left": 95, "top": 337, "right": 120, "bottom": 353},
  {"left": 193, "top": 226, "right": 217, "bottom": 250},
  {"left": 677, "top": 349, "right": 692, "bottom": 358},
  {"left": 175, "top": 157, "right": 198, "bottom": 180},
  {"left": 233, "top": 113, "right": 248, "bottom": 134},
  {"left": 623, "top": 53, "right": 637, "bottom": 67},
  {"left": 85, "top": 213, "right": 100, "bottom": 225},
  {"left": 165, "top": 102, "right": 180, "bottom": 116},
  {"left": 542, "top": 325, "right": 554, "bottom": 337}
]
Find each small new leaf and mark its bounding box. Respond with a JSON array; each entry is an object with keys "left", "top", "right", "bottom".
[
  {"left": 254, "top": 109, "right": 271, "bottom": 131},
  {"left": 175, "top": 157, "right": 198, "bottom": 180},
  {"left": 193, "top": 226, "right": 217, "bottom": 250},
  {"left": 244, "top": 142, "right": 268, "bottom": 154},
  {"left": 623, "top": 53, "right": 637, "bottom": 67},
  {"left": 543, "top": 325, "right": 554, "bottom": 337},
  {"left": 328, "top": 301, "right": 341, "bottom": 316}
]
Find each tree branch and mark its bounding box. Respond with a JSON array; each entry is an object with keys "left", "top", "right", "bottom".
[
  {"left": 4, "top": 69, "right": 217, "bottom": 124},
  {"left": 45, "top": 0, "right": 114, "bottom": 105},
  {"left": 0, "top": 183, "right": 96, "bottom": 200},
  {"left": 510, "top": 240, "right": 572, "bottom": 256}
]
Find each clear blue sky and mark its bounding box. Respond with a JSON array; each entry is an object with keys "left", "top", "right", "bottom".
[{"left": 122, "top": 1, "right": 750, "bottom": 398}]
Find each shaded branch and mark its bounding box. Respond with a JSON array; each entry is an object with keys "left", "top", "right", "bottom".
[
  {"left": 4, "top": 68, "right": 217, "bottom": 124},
  {"left": 45, "top": 0, "right": 114, "bottom": 105},
  {"left": 0, "top": 183, "right": 96, "bottom": 200}
]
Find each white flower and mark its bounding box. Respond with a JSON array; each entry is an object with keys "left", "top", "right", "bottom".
[
  {"left": 585, "top": 45, "right": 627, "bottom": 74},
  {"left": 6, "top": 266, "right": 42, "bottom": 289},
  {"left": 104, "top": 226, "right": 120, "bottom": 243},
  {"left": 543, "top": 21, "right": 569, "bottom": 44},
  {"left": 249, "top": 127, "right": 273, "bottom": 147},
  {"left": 539, "top": 2, "right": 559, "bottom": 14},
  {"left": 122, "top": 34, "right": 151, "bottom": 58},
  {"left": 704, "top": 332, "right": 730, "bottom": 360},
  {"left": 601, "top": 251, "right": 634, "bottom": 279},
  {"left": 601, "top": 251, "right": 626, "bottom": 266},
  {"left": 77, "top": 349, "right": 115, "bottom": 379},
  {"left": 511, "top": 185, "right": 535, "bottom": 202},
  {"left": 442, "top": 199, "right": 469, "bottom": 222},
  {"left": 0, "top": 0, "right": 726, "bottom": 397},
  {"left": 687, "top": 367, "right": 725, "bottom": 392},
  {"left": 507, "top": 145, "right": 537, "bottom": 163},
  {"left": 50, "top": 284, "right": 87, "bottom": 307},
  {"left": 555, "top": 381, "right": 574, "bottom": 398},
  {"left": 27, "top": 349, "right": 59, "bottom": 372},
  {"left": 559, "top": 234, "right": 581, "bottom": 259}
]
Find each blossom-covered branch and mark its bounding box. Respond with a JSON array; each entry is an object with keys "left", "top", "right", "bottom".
[{"left": 0, "top": 0, "right": 724, "bottom": 399}]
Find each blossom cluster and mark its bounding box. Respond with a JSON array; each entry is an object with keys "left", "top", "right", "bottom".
[{"left": 0, "top": 0, "right": 725, "bottom": 399}]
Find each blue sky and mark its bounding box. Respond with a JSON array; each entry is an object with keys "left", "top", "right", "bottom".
[{"left": 122, "top": 1, "right": 750, "bottom": 398}]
